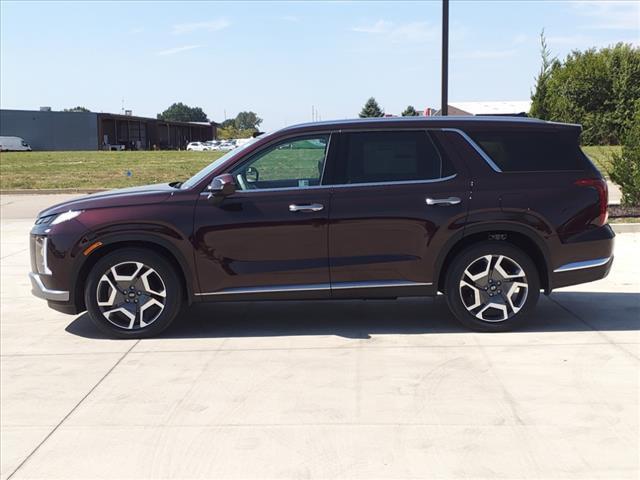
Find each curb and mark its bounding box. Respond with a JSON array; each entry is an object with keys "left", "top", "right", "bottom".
[
  {"left": 611, "top": 223, "right": 640, "bottom": 234},
  {"left": 0, "top": 189, "right": 107, "bottom": 195}
]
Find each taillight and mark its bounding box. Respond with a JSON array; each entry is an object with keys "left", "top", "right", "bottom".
[{"left": 575, "top": 178, "right": 608, "bottom": 226}]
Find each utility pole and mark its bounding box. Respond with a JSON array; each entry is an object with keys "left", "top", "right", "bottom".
[{"left": 441, "top": 0, "right": 449, "bottom": 116}]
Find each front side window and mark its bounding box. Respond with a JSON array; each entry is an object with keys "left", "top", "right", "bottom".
[
  {"left": 230, "top": 135, "right": 329, "bottom": 190},
  {"left": 332, "top": 131, "right": 453, "bottom": 185}
]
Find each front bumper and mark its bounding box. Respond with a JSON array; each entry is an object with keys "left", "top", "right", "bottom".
[{"left": 29, "top": 272, "right": 69, "bottom": 302}]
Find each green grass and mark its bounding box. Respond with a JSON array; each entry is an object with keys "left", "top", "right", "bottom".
[
  {"left": 582, "top": 145, "right": 621, "bottom": 177},
  {"left": 0, "top": 150, "right": 225, "bottom": 190},
  {"left": 248, "top": 148, "right": 324, "bottom": 181},
  {"left": 0, "top": 145, "right": 623, "bottom": 190}
]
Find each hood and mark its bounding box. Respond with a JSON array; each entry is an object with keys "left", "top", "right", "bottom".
[{"left": 39, "top": 183, "right": 176, "bottom": 217}]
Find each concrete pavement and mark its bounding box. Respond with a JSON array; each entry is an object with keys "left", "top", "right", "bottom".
[{"left": 1, "top": 195, "right": 638, "bottom": 479}]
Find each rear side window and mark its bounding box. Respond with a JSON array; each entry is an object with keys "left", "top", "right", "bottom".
[
  {"left": 332, "top": 131, "right": 454, "bottom": 185},
  {"left": 468, "top": 130, "right": 586, "bottom": 172}
]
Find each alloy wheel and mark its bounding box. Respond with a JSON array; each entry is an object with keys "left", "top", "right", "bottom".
[
  {"left": 458, "top": 254, "right": 528, "bottom": 322},
  {"left": 96, "top": 261, "right": 167, "bottom": 330}
]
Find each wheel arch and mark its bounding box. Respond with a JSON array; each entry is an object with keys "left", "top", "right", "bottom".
[
  {"left": 72, "top": 234, "right": 194, "bottom": 312},
  {"left": 435, "top": 223, "right": 552, "bottom": 294}
]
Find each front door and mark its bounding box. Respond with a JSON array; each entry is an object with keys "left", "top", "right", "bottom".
[
  {"left": 193, "top": 134, "right": 333, "bottom": 299},
  {"left": 325, "top": 130, "right": 470, "bottom": 297}
]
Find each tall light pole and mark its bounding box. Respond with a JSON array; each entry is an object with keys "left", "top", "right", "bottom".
[{"left": 441, "top": 0, "right": 449, "bottom": 116}]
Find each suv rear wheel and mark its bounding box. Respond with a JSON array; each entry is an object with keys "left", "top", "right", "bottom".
[
  {"left": 444, "top": 242, "right": 540, "bottom": 332},
  {"left": 84, "top": 248, "right": 182, "bottom": 338}
]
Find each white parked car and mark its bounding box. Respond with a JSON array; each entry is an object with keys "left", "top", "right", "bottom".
[
  {"left": 0, "top": 136, "right": 32, "bottom": 151},
  {"left": 186, "top": 142, "right": 207, "bottom": 151}
]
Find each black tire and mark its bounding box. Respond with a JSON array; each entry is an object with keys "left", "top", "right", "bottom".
[
  {"left": 444, "top": 241, "right": 540, "bottom": 332},
  {"left": 84, "top": 248, "right": 183, "bottom": 339}
]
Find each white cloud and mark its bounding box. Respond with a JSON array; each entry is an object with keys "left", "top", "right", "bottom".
[
  {"left": 156, "top": 45, "right": 202, "bottom": 56},
  {"left": 171, "top": 19, "right": 230, "bottom": 35},
  {"left": 512, "top": 33, "right": 529, "bottom": 45},
  {"left": 391, "top": 22, "right": 437, "bottom": 43},
  {"left": 571, "top": 1, "right": 640, "bottom": 30},
  {"left": 459, "top": 49, "right": 518, "bottom": 60},
  {"left": 351, "top": 20, "right": 437, "bottom": 43},
  {"left": 352, "top": 20, "right": 393, "bottom": 34},
  {"left": 546, "top": 34, "right": 593, "bottom": 46}
]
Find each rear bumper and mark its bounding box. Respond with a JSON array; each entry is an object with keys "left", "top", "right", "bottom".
[
  {"left": 550, "top": 255, "right": 613, "bottom": 290},
  {"left": 550, "top": 225, "right": 615, "bottom": 290}
]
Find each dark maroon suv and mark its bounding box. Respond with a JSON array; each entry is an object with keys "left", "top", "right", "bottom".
[{"left": 29, "top": 117, "right": 614, "bottom": 338}]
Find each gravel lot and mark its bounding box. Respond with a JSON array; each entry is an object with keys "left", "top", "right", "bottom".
[{"left": 1, "top": 195, "right": 638, "bottom": 479}]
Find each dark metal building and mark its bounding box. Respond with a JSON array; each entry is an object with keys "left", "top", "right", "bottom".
[{"left": 0, "top": 109, "right": 217, "bottom": 151}]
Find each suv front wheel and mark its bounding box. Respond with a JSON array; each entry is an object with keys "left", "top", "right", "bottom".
[
  {"left": 84, "top": 248, "right": 183, "bottom": 338},
  {"left": 445, "top": 242, "right": 540, "bottom": 332}
]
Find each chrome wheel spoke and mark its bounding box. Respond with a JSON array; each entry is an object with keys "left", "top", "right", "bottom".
[
  {"left": 96, "top": 274, "right": 118, "bottom": 306},
  {"left": 139, "top": 297, "right": 164, "bottom": 328},
  {"left": 141, "top": 269, "right": 166, "bottom": 298},
  {"left": 96, "top": 261, "right": 166, "bottom": 330},
  {"left": 459, "top": 254, "right": 528, "bottom": 323}
]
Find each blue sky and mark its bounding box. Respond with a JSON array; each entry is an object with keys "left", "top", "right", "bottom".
[{"left": 1, "top": 1, "right": 638, "bottom": 130}]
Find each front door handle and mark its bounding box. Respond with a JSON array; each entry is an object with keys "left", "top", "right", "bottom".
[
  {"left": 426, "top": 196, "right": 461, "bottom": 206},
  {"left": 289, "top": 203, "right": 324, "bottom": 212}
]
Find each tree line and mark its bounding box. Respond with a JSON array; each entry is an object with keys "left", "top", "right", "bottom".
[
  {"left": 531, "top": 35, "right": 639, "bottom": 146},
  {"left": 156, "top": 103, "right": 262, "bottom": 139}
]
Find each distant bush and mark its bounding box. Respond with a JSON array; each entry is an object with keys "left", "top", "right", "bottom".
[
  {"left": 531, "top": 40, "right": 640, "bottom": 145},
  {"left": 608, "top": 106, "right": 640, "bottom": 206}
]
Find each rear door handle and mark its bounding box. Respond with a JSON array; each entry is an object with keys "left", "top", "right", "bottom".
[
  {"left": 289, "top": 203, "right": 324, "bottom": 212},
  {"left": 426, "top": 196, "right": 461, "bottom": 206}
]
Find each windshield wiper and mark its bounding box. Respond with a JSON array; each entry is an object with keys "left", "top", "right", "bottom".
[{"left": 169, "top": 181, "right": 183, "bottom": 189}]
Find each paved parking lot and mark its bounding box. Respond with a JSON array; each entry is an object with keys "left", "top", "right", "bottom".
[{"left": 1, "top": 195, "right": 639, "bottom": 479}]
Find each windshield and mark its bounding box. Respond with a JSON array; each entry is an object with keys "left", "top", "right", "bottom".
[{"left": 181, "top": 136, "right": 263, "bottom": 190}]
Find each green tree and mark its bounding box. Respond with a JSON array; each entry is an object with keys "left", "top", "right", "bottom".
[
  {"left": 64, "top": 106, "right": 91, "bottom": 112},
  {"left": 530, "top": 42, "right": 640, "bottom": 144},
  {"left": 157, "top": 102, "right": 209, "bottom": 122},
  {"left": 220, "top": 119, "right": 235, "bottom": 129},
  {"left": 359, "top": 97, "right": 384, "bottom": 118},
  {"left": 401, "top": 105, "right": 419, "bottom": 116},
  {"left": 530, "top": 30, "right": 557, "bottom": 120},
  {"left": 218, "top": 126, "right": 257, "bottom": 139},
  {"left": 608, "top": 105, "right": 640, "bottom": 205},
  {"left": 234, "top": 111, "right": 262, "bottom": 131}
]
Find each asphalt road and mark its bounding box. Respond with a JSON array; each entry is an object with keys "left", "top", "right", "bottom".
[{"left": 1, "top": 195, "right": 638, "bottom": 479}]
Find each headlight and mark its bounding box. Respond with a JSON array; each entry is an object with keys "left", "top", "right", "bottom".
[
  {"left": 51, "top": 210, "right": 82, "bottom": 225},
  {"left": 34, "top": 236, "right": 52, "bottom": 275}
]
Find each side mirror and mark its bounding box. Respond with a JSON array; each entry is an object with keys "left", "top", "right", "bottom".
[
  {"left": 245, "top": 166, "right": 259, "bottom": 183},
  {"left": 207, "top": 174, "right": 236, "bottom": 204}
]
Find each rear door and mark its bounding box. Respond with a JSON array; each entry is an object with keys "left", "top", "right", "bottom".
[{"left": 325, "top": 129, "right": 470, "bottom": 297}]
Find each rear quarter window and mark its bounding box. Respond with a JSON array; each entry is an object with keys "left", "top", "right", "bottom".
[{"left": 467, "top": 130, "right": 588, "bottom": 172}]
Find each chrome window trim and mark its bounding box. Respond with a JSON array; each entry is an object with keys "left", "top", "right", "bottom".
[
  {"left": 441, "top": 128, "right": 503, "bottom": 173},
  {"left": 199, "top": 128, "right": 460, "bottom": 195},
  {"left": 195, "top": 279, "right": 432, "bottom": 296},
  {"left": 328, "top": 174, "right": 457, "bottom": 190},
  {"left": 198, "top": 173, "right": 458, "bottom": 195},
  {"left": 553, "top": 256, "right": 611, "bottom": 273}
]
